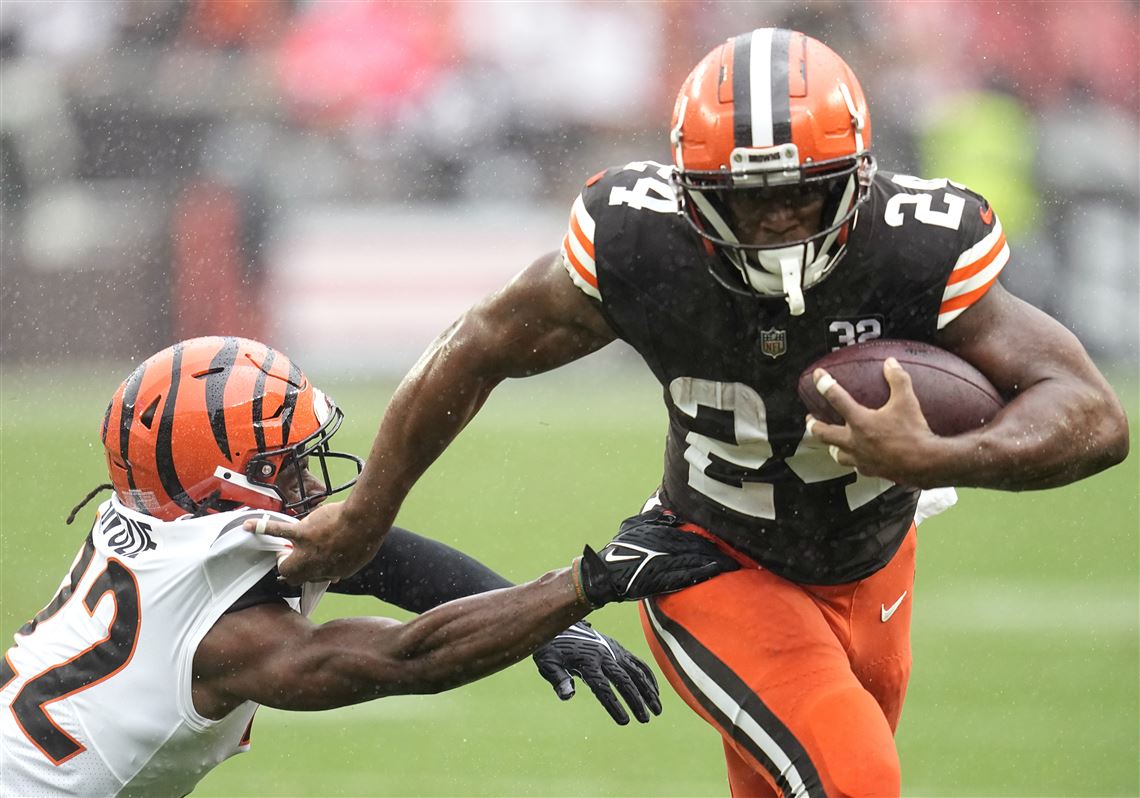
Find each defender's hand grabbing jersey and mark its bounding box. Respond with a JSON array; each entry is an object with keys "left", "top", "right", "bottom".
[
  {"left": 1, "top": 498, "right": 323, "bottom": 797},
  {"left": 562, "top": 164, "right": 1005, "bottom": 584}
]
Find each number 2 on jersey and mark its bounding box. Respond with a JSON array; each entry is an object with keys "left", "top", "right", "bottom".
[
  {"left": 670, "top": 377, "right": 892, "bottom": 517},
  {"left": 884, "top": 174, "right": 965, "bottom": 230},
  {"left": 3, "top": 541, "right": 141, "bottom": 764}
]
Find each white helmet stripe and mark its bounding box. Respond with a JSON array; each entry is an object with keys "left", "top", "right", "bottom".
[
  {"left": 735, "top": 28, "right": 792, "bottom": 148},
  {"left": 747, "top": 28, "right": 775, "bottom": 147}
]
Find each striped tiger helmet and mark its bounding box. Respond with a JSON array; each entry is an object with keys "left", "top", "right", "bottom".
[
  {"left": 101, "top": 336, "right": 362, "bottom": 521},
  {"left": 670, "top": 29, "right": 877, "bottom": 315}
]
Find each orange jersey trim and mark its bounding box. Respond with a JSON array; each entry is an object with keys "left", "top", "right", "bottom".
[
  {"left": 940, "top": 274, "right": 999, "bottom": 315},
  {"left": 561, "top": 234, "right": 598, "bottom": 289},
  {"left": 947, "top": 231, "right": 1007, "bottom": 286},
  {"left": 569, "top": 210, "right": 595, "bottom": 260}
]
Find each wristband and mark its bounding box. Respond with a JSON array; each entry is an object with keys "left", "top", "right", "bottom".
[{"left": 570, "top": 556, "right": 589, "bottom": 606}]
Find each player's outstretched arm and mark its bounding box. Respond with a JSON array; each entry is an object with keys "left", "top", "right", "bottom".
[
  {"left": 333, "top": 526, "right": 662, "bottom": 725},
  {"left": 250, "top": 252, "right": 616, "bottom": 584},
  {"left": 193, "top": 516, "right": 736, "bottom": 719}
]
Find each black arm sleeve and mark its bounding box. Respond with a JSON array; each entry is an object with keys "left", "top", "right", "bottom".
[
  {"left": 330, "top": 526, "right": 515, "bottom": 613},
  {"left": 223, "top": 567, "right": 301, "bottom": 615}
]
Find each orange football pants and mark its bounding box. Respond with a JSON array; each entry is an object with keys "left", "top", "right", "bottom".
[{"left": 640, "top": 524, "right": 916, "bottom": 798}]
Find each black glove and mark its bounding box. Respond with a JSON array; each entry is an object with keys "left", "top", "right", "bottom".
[
  {"left": 577, "top": 510, "right": 740, "bottom": 607},
  {"left": 532, "top": 621, "right": 661, "bottom": 725}
]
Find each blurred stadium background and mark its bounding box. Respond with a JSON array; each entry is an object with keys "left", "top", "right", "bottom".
[{"left": 1, "top": 1, "right": 1137, "bottom": 796}]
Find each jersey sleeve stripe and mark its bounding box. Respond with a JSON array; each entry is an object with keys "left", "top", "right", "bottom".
[
  {"left": 569, "top": 206, "right": 595, "bottom": 260},
  {"left": 937, "top": 214, "right": 1009, "bottom": 329},
  {"left": 941, "top": 240, "right": 1009, "bottom": 302},
  {"left": 570, "top": 193, "right": 596, "bottom": 240},
  {"left": 561, "top": 235, "right": 601, "bottom": 300},
  {"left": 562, "top": 234, "right": 598, "bottom": 289},
  {"left": 560, "top": 193, "right": 601, "bottom": 300},
  {"left": 946, "top": 228, "right": 1007, "bottom": 286},
  {"left": 950, "top": 217, "right": 1004, "bottom": 269},
  {"left": 941, "top": 273, "right": 999, "bottom": 314},
  {"left": 937, "top": 273, "right": 1000, "bottom": 327}
]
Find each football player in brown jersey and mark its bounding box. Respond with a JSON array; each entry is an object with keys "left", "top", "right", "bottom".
[{"left": 255, "top": 30, "right": 1129, "bottom": 797}]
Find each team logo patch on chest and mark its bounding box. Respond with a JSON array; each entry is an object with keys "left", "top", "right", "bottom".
[{"left": 759, "top": 328, "right": 788, "bottom": 359}]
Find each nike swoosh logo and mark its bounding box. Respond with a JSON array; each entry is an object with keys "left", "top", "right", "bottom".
[
  {"left": 880, "top": 591, "right": 908, "bottom": 622},
  {"left": 979, "top": 204, "right": 994, "bottom": 225},
  {"left": 604, "top": 549, "right": 641, "bottom": 563}
]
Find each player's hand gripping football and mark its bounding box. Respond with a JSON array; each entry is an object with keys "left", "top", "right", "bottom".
[
  {"left": 575, "top": 510, "right": 740, "bottom": 607},
  {"left": 806, "top": 358, "right": 938, "bottom": 485},
  {"left": 532, "top": 621, "right": 661, "bottom": 725}
]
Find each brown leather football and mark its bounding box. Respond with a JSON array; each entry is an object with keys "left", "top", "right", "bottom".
[{"left": 797, "top": 339, "right": 1005, "bottom": 436}]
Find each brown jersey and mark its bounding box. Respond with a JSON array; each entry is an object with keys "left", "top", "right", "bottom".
[{"left": 561, "top": 162, "right": 1008, "bottom": 584}]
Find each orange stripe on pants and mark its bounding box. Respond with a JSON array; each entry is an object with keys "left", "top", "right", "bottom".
[{"left": 641, "top": 526, "right": 916, "bottom": 798}]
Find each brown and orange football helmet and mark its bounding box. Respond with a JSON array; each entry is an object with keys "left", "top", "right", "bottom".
[
  {"left": 670, "top": 28, "right": 876, "bottom": 314},
  {"left": 101, "top": 336, "right": 362, "bottom": 521}
]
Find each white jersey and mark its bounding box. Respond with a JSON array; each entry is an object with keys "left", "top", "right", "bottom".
[{"left": 1, "top": 497, "right": 328, "bottom": 797}]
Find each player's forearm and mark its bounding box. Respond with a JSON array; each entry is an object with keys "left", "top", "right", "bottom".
[
  {"left": 341, "top": 261, "right": 613, "bottom": 539},
  {"left": 913, "top": 378, "right": 1128, "bottom": 490},
  {"left": 376, "top": 568, "right": 588, "bottom": 695},
  {"left": 342, "top": 317, "right": 504, "bottom": 535}
]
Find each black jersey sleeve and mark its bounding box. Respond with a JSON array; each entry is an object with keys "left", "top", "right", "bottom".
[
  {"left": 934, "top": 183, "right": 1009, "bottom": 329},
  {"left": 558, "top": 161, "right": 681, "bottom": 305},
  {"left": 872, "top": 173, "right": 1010, "bottom": 330},
  {"left": 223, "top": 567, "right": 300, "bottom": 614}
]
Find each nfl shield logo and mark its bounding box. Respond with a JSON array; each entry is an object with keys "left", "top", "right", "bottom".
[{"left": 760, "top": 328, "right": 787, "bottom": 359}]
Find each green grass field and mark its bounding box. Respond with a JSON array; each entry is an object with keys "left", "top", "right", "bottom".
[{"left": 1, "top": 363, "right": 1137, "bottom": 797}]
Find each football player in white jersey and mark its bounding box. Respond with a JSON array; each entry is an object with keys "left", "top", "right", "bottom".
[
  {"left": 255, "top": 29, "right": 1129, "bottom": 797},
  {"left": 0, "top": 336, "right": 738, "bottom": 797}
]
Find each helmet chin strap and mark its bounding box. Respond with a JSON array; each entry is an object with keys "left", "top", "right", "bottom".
[
  {"left": 750, "top": 244, "right": 811, "bottom": 315},
  {"left": 779, "top": 257, "right": 806, "bottom": 315}
]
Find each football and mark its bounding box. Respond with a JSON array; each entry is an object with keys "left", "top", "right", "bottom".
[{"left": 796, "top": 339, "right": 1005, "bottom": 436}]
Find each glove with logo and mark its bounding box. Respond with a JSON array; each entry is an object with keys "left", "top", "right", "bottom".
[
  {"left": 532, "top": 621, "right": 661, "bottom": 725},
  {"left": 574, "top": 510, "right": 740, "bottom": 607}
]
